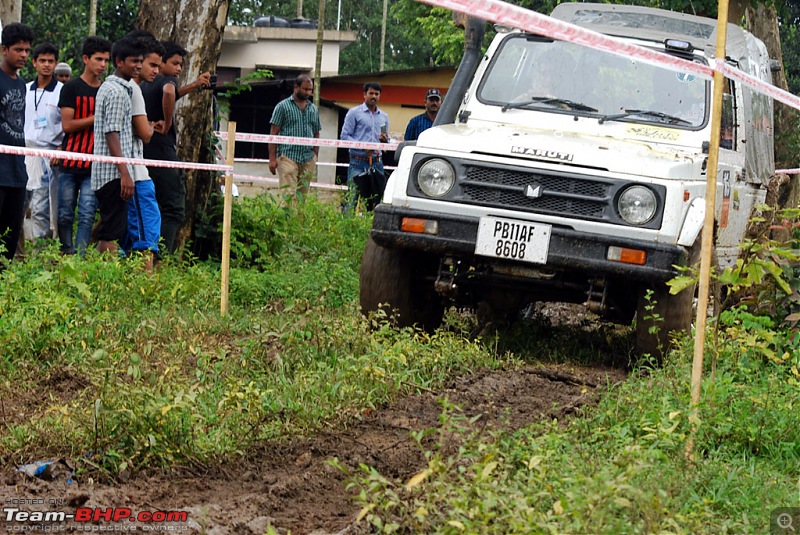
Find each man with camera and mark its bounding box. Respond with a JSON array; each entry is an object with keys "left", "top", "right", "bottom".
[{"left": 268, "top": 74, "right": 320, "bottom": 199}]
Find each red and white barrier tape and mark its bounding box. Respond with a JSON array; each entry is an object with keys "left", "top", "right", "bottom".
[
  {"left": 234, "top": 157, "right": 397, "bottom": 170},
  {"left": 215, "top": 131, "right": 400, "bottom": 152},
  {"left": 232, "top": 173, "right": 348, "bottom": 190},
  {"left": 0, "top": 144, "right": 232, "bottom": 173},
  {"left": 775, "top": 169, "right": 800, "bottom": 175},
  {"left": 418, "top": 0, "right": 713, "bottom": 80},
  {"left": 715, "top": 61, "right": 800, "bottom": 113},
  {"left": 417, "top": 0, "right": 800, "bottom": 114}
]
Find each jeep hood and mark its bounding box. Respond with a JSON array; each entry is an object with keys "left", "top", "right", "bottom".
[{"left": 415, "top": 123, "right": 706, "bottom": 180}]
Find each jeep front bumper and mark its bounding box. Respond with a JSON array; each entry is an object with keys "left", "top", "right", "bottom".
[{"left": 371, "top": 204, "right": 687, "bottom": 283}]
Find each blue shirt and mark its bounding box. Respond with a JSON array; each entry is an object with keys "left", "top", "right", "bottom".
[
  {"left": 340, "top": 102, "right": 389, "bottom": 159},
  {"left": 404, "top": 112, "right": 434, "bottom": 142}
]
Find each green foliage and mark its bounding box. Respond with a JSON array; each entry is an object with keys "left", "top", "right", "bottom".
[
  {"left": 389, "top": 1, "right": 467, "bottom": 66},
  {"left": 21, "top": 0, "right": 138, "bottom": 78},
  {"left": 718, "top": 207, "right": 800, "bottom": 324},
  {"left": 215, "top": 68, "right": 274, "bottom": 116},
  {"left": 388, "top": 0, "right": 559, "bottom": 67},
  {"left": 221, "top": 192, "right": 369, "bottom": 268},
  {"left": 337, "top": 0, "right": 436, "bottom": 74},
  {"left": 780, "top": 1, "right": 800, "bottom": 96}
]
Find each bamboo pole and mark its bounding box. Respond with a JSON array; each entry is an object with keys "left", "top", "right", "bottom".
[
  {"left": 89, "top": 0, "right": 97, "bottom": 35},
  {"left": 314, "top": 0, "right": 326, "bottom": 107},
  {"left": 380, "top": 0, "right": 388, "bottom": 71},
  {"left": 686, "top": 0, "right": 729, "bottom": 461},
  {"left": 220, "top": 121, "right": 236, "bottom": 317}
]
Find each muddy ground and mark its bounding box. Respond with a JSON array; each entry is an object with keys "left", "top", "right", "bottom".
[{"left": 1, "top": 307, "right": 629, "bottom": 534}]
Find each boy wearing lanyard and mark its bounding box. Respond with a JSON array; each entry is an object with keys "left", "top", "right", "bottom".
[{"left": 24, "top": 42, "right": 63, "bottom": 240}]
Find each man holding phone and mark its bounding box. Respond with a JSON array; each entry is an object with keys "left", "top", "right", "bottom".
[{"left": 340, "top": 81, "right": 389, "bottom": 211}]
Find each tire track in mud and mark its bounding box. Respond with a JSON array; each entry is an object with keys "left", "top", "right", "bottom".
[{"left": 1, "top": 364, "right": 626, "bottom": 534}]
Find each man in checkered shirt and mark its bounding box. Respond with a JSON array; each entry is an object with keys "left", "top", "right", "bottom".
[
  {"left": 91, "top": 36, "right": 145, "bottom": 254},
  {"left": 268, "top": 74, "right": 321, "bottom": 199}
]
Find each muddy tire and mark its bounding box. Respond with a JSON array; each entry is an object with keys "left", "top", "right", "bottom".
[
  {"left": 634, "top": 242, "right": 701, "bottom": 360},
  {"left": 359, "top": 238, "right": 443, "bottom": 331}
]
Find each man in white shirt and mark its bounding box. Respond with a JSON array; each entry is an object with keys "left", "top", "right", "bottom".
[{"left": 24, "top": 42, "right": 63, "bottom": 239}]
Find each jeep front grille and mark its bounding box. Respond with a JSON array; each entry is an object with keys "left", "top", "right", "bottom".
[{"left": 461, "top": 165, "right": 612, "bottom": 221}]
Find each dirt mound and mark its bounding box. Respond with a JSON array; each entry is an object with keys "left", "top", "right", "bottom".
[{"left": 1, "top": 365, "right": 624, "bottom": 534}]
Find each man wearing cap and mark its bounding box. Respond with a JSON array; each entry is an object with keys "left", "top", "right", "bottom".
[
  {"left": 404, "top": 88, "right": 442, "bottom": 142},
  {"left": 54, "top": 62, "right": 71, "bottom": 84}
]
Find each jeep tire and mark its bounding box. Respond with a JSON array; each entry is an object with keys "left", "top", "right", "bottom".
[{"left": 360, "top": 238, "right": 443, "bottom": 331}]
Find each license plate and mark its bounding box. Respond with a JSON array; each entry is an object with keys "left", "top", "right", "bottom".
[{"left": 475, "top": 217, "right": 551, "bottom": 264}]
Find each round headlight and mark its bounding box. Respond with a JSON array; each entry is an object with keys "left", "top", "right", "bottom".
[
  {"left": 417, "top": 159, "right": 455, "bottom": 197},
  {"left": 618, "top": 186, "right": 657, "bottom": 225}
]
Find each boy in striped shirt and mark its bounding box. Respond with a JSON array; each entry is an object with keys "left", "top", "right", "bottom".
[{"left": 57, "top": 36, "right": 111, "bottom": 254}]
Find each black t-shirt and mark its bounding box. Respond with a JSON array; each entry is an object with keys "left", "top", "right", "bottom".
[
  {"left": 141, "top": 75, "right": 179, "bottom": 161},
  {"left": 0, "top": 69, "right": 28, "bottom": 188},
  {"left": 58, "top": 77, "right": 100, "bottom": 174}
]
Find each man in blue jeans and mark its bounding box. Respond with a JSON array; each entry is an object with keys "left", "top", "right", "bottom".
[
  {"left": 340, "top": 81, "right": 389, "bottom": 211},
  {"left": 0, "top": 23, "right": 35, "bottom": 262},
  {"left": 57, "top": 36, "right": 111, "bottom": 254}
]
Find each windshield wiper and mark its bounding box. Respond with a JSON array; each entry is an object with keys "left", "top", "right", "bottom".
[
  {"left": 501, "top": 96, "right": 597, "bottom": 113},
  {"left": 598, "top": 109, "right": 692, "bottom": 126}
]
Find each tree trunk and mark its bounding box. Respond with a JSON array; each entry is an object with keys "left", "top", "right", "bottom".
[
  {"left": 137, "top": 0, "right": 232, "bottom": 256},
  {"left": 1, "top": 0, "right": 21, "bottom": 24},
  {"left": 728, "top": 0, "right": 747, "bottom": 24},
  {"left": 745, "top": 3, "right": 800, "bottom": 220}
]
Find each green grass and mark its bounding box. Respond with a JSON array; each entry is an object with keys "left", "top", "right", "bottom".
[
  {"left": 0, "top": 195, "right": 511, "bottom": 472},
  {"left": 347, "top": 350, "right": 800, "bottom": 534}
]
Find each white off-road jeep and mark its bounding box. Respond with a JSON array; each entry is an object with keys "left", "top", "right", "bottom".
[{"left": 360, "top": 3, "right": 775, "bottom": 356}]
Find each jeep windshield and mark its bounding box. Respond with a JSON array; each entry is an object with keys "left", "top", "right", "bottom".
[{"left": 478, "top": 34, "right": 709, "bottom": 129}]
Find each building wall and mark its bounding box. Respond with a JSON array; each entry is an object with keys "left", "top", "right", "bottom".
[
  {"left": 219, "top": 27, "right": 356, "bottom": 77},
  {"left": 320, "top": 69, "right": 457, "bottom": 140}
]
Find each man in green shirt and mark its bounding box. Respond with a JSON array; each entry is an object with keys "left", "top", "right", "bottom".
[{"left": 268, "top": 74, "right": 320, "bottom": 198}]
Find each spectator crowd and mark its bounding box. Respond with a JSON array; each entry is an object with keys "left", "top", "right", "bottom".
[
  {"left": 0, "top": 21, "right": 446, "bottom": 264},
  {"left": 0, "top": 23, "right": 211, "bottom": 268}
]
